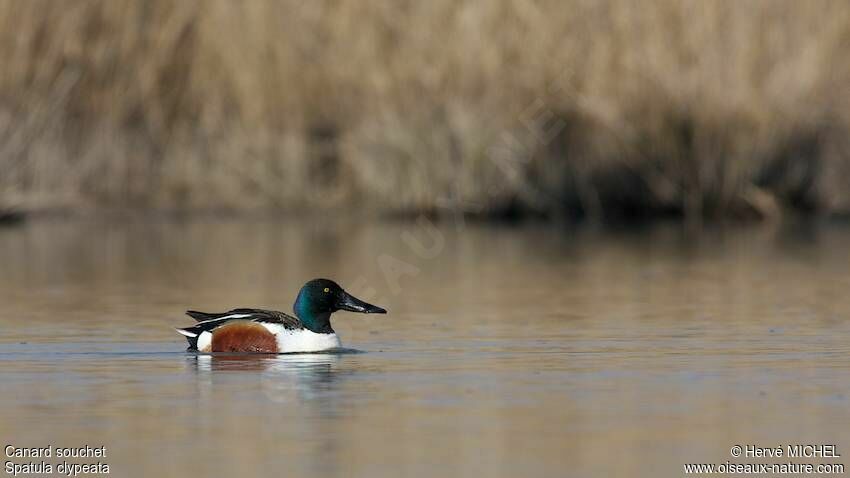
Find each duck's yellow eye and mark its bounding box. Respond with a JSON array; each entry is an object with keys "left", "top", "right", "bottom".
[{"left": 324, "top": 287, "right": 330, "bottom": 293}]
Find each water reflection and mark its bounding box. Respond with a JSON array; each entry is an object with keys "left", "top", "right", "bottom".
[
  {"left": 260, "top": 353, "right": 344, "bottom": 404},
  {"left": 190, "top": 353, "right": 284, "bottom": 372},
  {"left": 189, "top": 351, "right": 352, "bottom": 409}
]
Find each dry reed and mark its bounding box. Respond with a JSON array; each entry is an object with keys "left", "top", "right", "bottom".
[{"left": 0, "top": 0, "right": 848, "bottom": 220}]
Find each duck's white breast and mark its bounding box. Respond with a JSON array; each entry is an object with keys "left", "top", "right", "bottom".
[{"left": 261, "top": 323, "right": 341, "bottom": 353}]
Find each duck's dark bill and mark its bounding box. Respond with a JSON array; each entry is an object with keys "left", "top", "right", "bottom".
[{"left": 337, "top": 292, "right": 387, "bottom": 314}]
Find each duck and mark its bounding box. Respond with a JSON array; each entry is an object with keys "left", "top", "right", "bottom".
[{"left": 176, "top": 278, "right": 386, "bottom": 353}]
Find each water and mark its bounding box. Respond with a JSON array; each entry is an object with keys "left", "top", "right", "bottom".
[{"left": 1, "top": 219, "right": 848, "bottom": 477}]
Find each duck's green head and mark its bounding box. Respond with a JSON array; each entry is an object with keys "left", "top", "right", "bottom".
[{"left": 293, "top": 278, "right": 387, "bottom": 334}]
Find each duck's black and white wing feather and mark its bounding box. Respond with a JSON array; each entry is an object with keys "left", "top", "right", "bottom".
[{"left": 176, "top": 308, "right": 303, "bottom": 350}]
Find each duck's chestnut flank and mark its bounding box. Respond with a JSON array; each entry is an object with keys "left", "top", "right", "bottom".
[{"left": 209, "top": 322, "right": 279, "bottom": 353}]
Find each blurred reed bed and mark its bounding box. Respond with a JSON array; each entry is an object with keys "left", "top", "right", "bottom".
[{"left": 0, "top": 0, "right": 848, "bottom": 220}]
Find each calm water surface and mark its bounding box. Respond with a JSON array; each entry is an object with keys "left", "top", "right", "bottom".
[{"left": 0, "top": 220, "right": 848, "bottom": 477}]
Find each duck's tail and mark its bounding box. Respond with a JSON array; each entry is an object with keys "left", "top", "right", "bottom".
[{"left": 175, "top": 327, "right": 200, "bottom": 350}]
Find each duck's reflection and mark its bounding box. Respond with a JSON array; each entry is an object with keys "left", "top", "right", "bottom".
[
  {"left": 189, "top": 350, "right": 357, "bottom": 407},
  {"left": 260, "top": 353, "right": 344, "bottom": 404}
]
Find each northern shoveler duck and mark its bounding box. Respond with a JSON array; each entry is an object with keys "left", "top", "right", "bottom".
[{"left": 176, "top": 278, "right": 386, "bottom": 353}]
